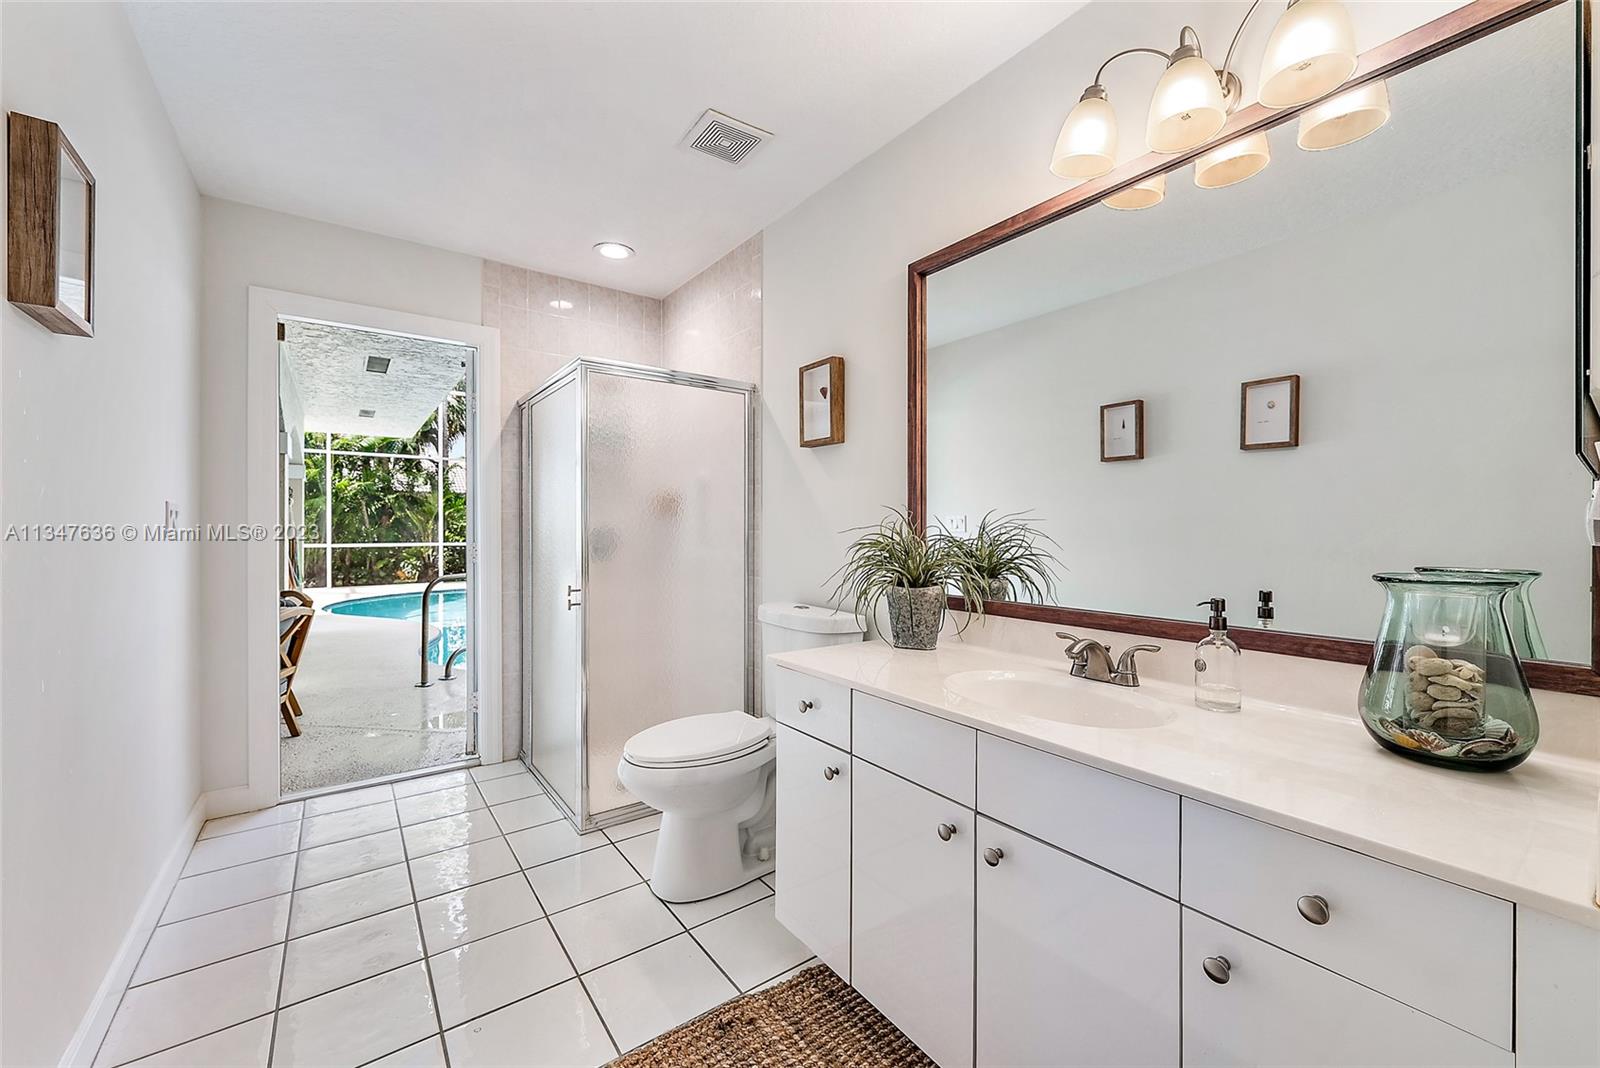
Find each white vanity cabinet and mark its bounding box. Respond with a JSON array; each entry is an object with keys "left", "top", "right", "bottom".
[{"left": 774, "top": 723, "right": 851, "bottom": 979}]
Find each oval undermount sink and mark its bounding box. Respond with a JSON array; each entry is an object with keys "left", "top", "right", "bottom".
[{"left": 943, "top": 669, "right": 1178, "bottom": 729}]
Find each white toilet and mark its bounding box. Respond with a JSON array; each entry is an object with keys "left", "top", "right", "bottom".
[{"left": 617, "top": 602, "right": 864, "bottom": 903}]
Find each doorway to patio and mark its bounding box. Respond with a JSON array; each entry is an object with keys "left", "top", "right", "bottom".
[{"left": 277, "top": 318, "right": 480, "bottom": 794}]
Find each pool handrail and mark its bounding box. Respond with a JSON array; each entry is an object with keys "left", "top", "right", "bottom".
[{"left": 416, "top": 572, "right": 466, "bottom": 688}]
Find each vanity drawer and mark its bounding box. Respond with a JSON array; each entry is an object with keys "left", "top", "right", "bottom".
[
  {"left": 773, "top": 667, "right": 850, "bottom": 750},
  {"left": 852, "top": 691, "right": 975, "bottom": 806},
  {"left": 1181, "top": 799, "right": 1512, "bottom": 1049},
  {"left": 977, "top": 733, "right": 1178, "bottom": 897}
]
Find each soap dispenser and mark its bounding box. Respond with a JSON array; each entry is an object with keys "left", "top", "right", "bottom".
[{"left": 1194, "top": 597, "right": 1242, "bottom": 712}]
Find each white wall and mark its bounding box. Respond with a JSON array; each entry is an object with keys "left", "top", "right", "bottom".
[
  {"left": 928, "top": 160, "right": 1589, "bottom": 661},
  {"left": 199, "top": 199, "right": 481, "bottom": 793},
  {"left": 0, "top": 4, "right": 204, "bottom": 1064},
  {"left": 760, "top": 0, "right": 1469, "bottom": 611}
]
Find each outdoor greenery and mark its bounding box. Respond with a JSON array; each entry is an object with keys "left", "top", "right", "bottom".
[
  {"left": 829, "top": 508, "right": 992, "bottom": 631},
  {"left": 943, "top": 511, "right": 1061, "bottom": 604},
  {"left": 302, "top": 390, "right": 469, "bottom": 587}
]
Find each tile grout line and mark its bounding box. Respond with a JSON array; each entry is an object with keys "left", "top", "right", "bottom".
[
  {"left": 610, "top": 835, "right": 745, "bottom": 996},
  {"left": 394, "top": 792, "right": 454, "bottom": 1068},
  {"left": 266, "top": 818, "right": 307, "bottom": 1067}
]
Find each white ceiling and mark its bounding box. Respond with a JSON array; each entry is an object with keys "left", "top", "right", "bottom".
[
  {"left": 283, "top": 321, "right": 469, "bottom": 439},
  {"left": 125, "top": 0, "right": 1083, "bottom": 298}
]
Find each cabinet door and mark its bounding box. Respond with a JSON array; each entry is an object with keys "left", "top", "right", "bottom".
[
  {"left": 1182, "top": 909, "right": 1510, "bottom": 1068},
  {"left": 852, "top": 759, "right": 974, "bottom": 1068},
  {"left": 774, "top": 724, "right": 851, "bottom": 979},
  {"left": 975, "top": 817, "right": 1178, "bottom": 1067}
]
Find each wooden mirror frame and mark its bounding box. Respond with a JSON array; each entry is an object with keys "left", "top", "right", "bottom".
[{"left": 907, "top": 0, "right": 1600, "bottom": 695}]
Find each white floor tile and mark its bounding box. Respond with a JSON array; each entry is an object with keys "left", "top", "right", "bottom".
[
  {"left": 614, "top": 829, "right": 658, "bottom": 879},
  {"left": 367, "top": 1036, "right": 448, "bottom": 1067},
  {"left": 469, "top": 760, "right": 528, "bottom": 783},
  {"left": 289, "top": 863, "right": 414, "bottom": 939},
  {"left": 392, "top": 769, "right": 474, "bottom": 799},
  {"left": 96, "top": 946, "right": 282, "bottom": 1067},
  {"left": 303, "top": 782, "right": 395, "bottom": 817},
  {"left": 417, "top": 873, "right": 542, "bottom": 954},
  {"left": 280, "top": 906, "right": 424, "bottom": 1006},
  {"left": 504, "top": 820, "right": 607, "bottom": 869},
  {"left": 401, "top": 809, "right": 502, "bottom": 859},
  {"left": 602, "top": 813, "right": 661, "bottom": 843},
  {"left": 444, "top": 979, "right": 614, "bottom": 1068},
  {"left": 548, "top": 883, "right": 681, "bottom": 973},
  {"left": 664, "top": 878, "right": 771, "bottom": 929},
  {"left": 761, "top": 873, "right": 776, "bottom": 891},
  {"left": 181, "top": 822, "right": 301, "bottom": 878},
  {"left": 488, "top": 794, "right": 562, "bottom": 834},
  {"left": 198, "top": 802, "right": 303, "bottom": 840},
  {"left": 162, "top": 856, "right": 295, "bottom": 925},
  {"left": 121, "top": 1014, "right": 273, "bottom": 1068},
  {"left": 428, "top": 920, "right": 575, "bottom": 1029},
  {"left": 583, "top": 934, "right": 737, "bottom": 1052},
  {"left": 749, "top": 958, "right": 819, "bottom": 993},
  {"left": 397, "top": 783, "right": 486, "bottom": 826},
  {"left": 693, "top": 898, "right": 810, "bottom": 990},
  {"left": 133, "top": 895, "right": 290, "bottom": 985},
  {"left": 475, "top": 772, "right": 542, "bottom": 806},
  {"left": 525, "top": 846, "right": 641, "bottom": 914},
  {"left": 295, "top": 829, "right": 405, "bottom": 889},
  {"left": 408, "top": 837, "right": 520, "bottom": 900},
  {"left": 299, "top": 801, "right": 400, "bottom": 850},
  {"left": 271, "top": 961, "right": 437, "bottom": 1068}
]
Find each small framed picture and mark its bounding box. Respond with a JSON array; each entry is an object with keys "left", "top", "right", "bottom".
[
  {"left": 1240, "top": 374, "right": 1300, "bottom": 450},
  {"left": 1100, "top": 399, "right": 1144, "bottom": 462},
  {"left": 799, "top": 355, "right": 845, "bottom": 447}
]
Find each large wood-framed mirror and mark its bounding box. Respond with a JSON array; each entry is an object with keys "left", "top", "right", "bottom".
[{"left": 909, "top": 0, "right": 1600, "bottom": 694}]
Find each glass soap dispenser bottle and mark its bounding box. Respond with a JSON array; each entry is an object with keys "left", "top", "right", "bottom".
[{"left": 1194, "top": 597, "right": 1242, "bottom": 711}]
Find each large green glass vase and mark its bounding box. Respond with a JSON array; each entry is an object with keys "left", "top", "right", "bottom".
[
  {"left": 1358, "top": 573, "right": 1539, "bottom": 771},
  {"left": 1413, "top": 567, "right": 1547, "bottom": 661}
]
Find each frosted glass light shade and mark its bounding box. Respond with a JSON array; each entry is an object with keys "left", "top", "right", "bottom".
[
  {"left": 1194, "top": 132, "right": 1271, "bottom": 189},
  {"left": 1104, "top": 173, "right": 1166, "bottom": 211},
  {"left": 1051, "top": 94, "right": 1118, "bottom": 179},
  {"left": 1146, "top": 55, "right": 1228, "bottom": 153},
  {"left": 1297, "top": 79, "right": 1391, "bottom": 150},
  {"left": 1259, "top": 0, "right": 1358, "bottom": 107}
]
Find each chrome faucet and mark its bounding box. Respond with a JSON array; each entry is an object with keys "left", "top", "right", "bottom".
[{"left": 1055, "top": 632, "right": 1161, "bottom": 688}]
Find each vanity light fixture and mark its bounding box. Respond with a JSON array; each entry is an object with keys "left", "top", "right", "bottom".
[
  {"left": 594, "top": 241, "right": 635, "bottom": 260},
  {"left": 1146, "top": 29, "right": 1232, "bottom": 153},
  {"left": 1297, "top": 78, "right": 1392, "bottom": 150},
  {"left": 1103, "top": 172, "right": 1166, "bottom": 210},
  {"left": 1194, "top": 131, "right": 1271, "bottom": 189},
  {"left": 1258, "top": 0, "right": 1360, "bottom": 108}
]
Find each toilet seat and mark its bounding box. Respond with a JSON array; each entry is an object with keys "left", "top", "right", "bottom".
[{"left": 622, "top": 710, "right": 773, "bottom": 769}]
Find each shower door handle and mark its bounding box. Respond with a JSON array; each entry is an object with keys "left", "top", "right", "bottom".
[{"left": 565, "top": 585, "right": 582, "bottom": 610}]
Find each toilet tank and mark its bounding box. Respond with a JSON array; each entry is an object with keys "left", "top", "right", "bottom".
[{"left": 757, "top": 602, "right": 865, "bottom": 716}]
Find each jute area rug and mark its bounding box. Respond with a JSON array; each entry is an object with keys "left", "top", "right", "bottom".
[{"left": 609, "top": 964, "right": 935, "bottom": 1067}]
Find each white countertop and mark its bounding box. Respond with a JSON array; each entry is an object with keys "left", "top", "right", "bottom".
[{"left": 771, "top": 640, "right": 1600, "bottom": 929}]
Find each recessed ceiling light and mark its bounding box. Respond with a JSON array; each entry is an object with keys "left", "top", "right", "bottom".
[
  {"left": 365, "top": 355, "right": 391, "bottom": 374},
  {"left": 549, "top": 299, "right": 574, "bottom": 311},
  {"left": 594, "top": 242, "right": 635, "bottom": 260},
  {"left": 358, "top": 408, "right": 376, "bottom": 418}
]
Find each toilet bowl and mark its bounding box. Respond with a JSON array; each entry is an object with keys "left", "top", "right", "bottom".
[
  {"left": 616, "top": 602, "right": 864, "bottom": 903},
  {"left": 617, "top": 710, "right": 777, "bottom": 902}
]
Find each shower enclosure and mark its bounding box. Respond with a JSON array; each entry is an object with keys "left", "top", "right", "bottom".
[{"left": 519, "top": 358, "right": 755, "bottom": 830}]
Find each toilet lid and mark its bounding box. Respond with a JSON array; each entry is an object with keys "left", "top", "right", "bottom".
[{"left": 623, "top": 711, "right": 772, "bottom": 768}]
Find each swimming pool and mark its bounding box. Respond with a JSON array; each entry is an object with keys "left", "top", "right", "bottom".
[{"left": 326, "top": 589, "right": 468, "bottom": 667}]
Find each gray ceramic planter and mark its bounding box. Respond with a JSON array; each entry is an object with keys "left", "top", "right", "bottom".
[{"left": 886, "top": 585, "right": 945, "bottom": 650}]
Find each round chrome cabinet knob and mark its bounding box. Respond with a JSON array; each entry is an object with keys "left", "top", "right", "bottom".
[
  {"left": 1202, "top": 955, "right": 1232, "bottom": 984},
  {"left": 937, "top": 823, "right": 957, "bottom": 841},
  {"left": 823, "top": 766, "right": 839, "bottom": 781},
  {"left": 797, "top": 699, "right": 813, "bottom": 714},
  {"left": 982, "top": 847, "right": 1004, "bottom": 867},
  {"left": 1296, "top": 895, "right": 1331, "bottom": 925}
]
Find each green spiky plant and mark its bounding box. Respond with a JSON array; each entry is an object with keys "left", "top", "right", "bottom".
[
  {"left": 829, "top": 508, "right": 991, "bottom": 638},
  {"left": 940, "top": 511, "right": 1061, "bottom": 605}
]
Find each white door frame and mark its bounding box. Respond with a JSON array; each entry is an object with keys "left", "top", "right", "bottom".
[{"left": 238, "top": 286, "right": 502, "bottom": 813}]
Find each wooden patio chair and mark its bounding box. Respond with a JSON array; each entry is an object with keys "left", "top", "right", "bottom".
[{"left": 280, "top": 590, "right": 314, "bottom": 737}]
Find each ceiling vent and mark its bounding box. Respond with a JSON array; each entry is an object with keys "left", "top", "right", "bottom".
[
  {"left": 365, "top": 355, "right": 391, "bottom": 374},
  {"left": 682, "top": 109, "right": 771, "bottom": 166},
  {"left": 357, "top": 408, "right": 377, "bottom": 419}
]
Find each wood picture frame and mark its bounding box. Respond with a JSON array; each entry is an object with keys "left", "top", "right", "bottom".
[
  {"left": 7, "top": 112, "right": 94, "bottom": 337},
  {"left": 904, "top": 0, "right": 1600, "bottom": 695},
  {"left": 799, "top": 354, "right": 845, "bottom": 447},
  {"left": 1240, "top": 374, "right": 1301, "bottom": 450},
  {"left": 1100, "top": 399, "right": 1145, "bottom": 461}
]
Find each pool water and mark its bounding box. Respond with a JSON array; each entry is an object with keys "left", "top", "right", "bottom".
[{"left": 326, "top": 589, "right": 468, "bottom": 667}]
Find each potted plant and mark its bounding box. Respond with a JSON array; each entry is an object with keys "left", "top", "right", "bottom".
[
  {"left": 830, "top": 509, "right": 988, "bottom": 650},
  {"left": 943, "top": 511, "right": 1061, "bottom": 605}
]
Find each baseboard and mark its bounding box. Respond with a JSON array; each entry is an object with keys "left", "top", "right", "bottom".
[
  {"left": 57, "top": 793, "right": 206, "bottom": 1068},
  {"left": 202, "top": 782, "right": 272, "bottom": 820}
]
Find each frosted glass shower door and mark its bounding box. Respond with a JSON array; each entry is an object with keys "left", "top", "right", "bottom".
[
  {"left": 582, "top": 368, "right": 750, "bottom": 818},
  {"left": 523, "top": 378, "right": 582, "bottom": 820}
]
